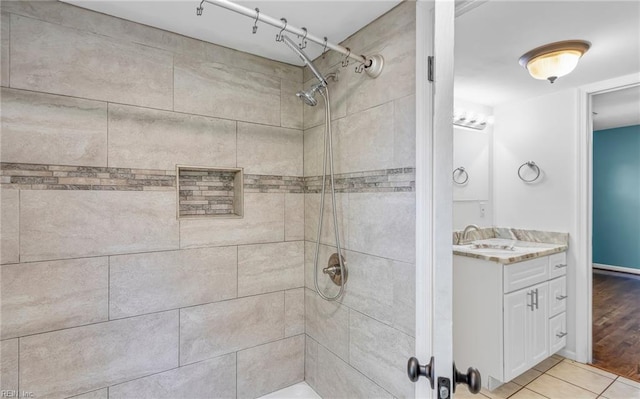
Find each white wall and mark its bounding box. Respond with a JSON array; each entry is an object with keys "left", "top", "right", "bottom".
[{"left": 493, "top": 88, "right": 580, "bottom": 357}]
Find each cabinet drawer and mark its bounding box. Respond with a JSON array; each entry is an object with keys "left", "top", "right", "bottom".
[
  {"left": 549, "top": 276, "right": 567, "bottom": 317},
  {"left": 548, "top": 252, "right": 567, "bottom": 279},
  {"left": 549, "top": 312, "right": 567, "bottom": 354},
  {"left": 504, "top": 257, "right": 549, "bottom": 293}
]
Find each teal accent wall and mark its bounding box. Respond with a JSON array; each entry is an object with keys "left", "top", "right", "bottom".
[{"left": 593, "top": 125, "right": 640, "bottom": 269}]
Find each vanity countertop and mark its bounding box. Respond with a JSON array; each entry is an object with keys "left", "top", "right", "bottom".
[{"left": 453, "top": 238, "right": 568, "bottom": 265}]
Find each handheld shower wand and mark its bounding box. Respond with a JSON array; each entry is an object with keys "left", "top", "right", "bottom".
[{"left": 281, "top": 35, "right": 326, "bottom": 86}]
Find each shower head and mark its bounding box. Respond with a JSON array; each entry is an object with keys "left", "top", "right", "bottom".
[
  {"left": 282, "top": 35, "right": 326, "bottom": 86},
  {"left": 296, "top": 82, "right": 324, "bottom": 107}
]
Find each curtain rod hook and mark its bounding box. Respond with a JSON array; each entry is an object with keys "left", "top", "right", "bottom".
[
  {"left": 252, "top": 8, "right": 260, "bottom": 34},
  {"left": 196, "top": 0, "right": 204, "bottom": 16},
  {"left": 322, "top": 37, "right": 329, "bottom": 59},
  {"left": 276, "top": 18, "right": 287, "bottom": 42},
  {"left": 342, "top": 48, "right": 351, "bottom": 67},
  {"left": 299, "top": 27, "right": 308, "bottom": 49}
]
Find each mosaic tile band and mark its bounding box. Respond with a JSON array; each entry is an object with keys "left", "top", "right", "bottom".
[{"left": 0, "top": 163, "right": 415, "bottom": 194}]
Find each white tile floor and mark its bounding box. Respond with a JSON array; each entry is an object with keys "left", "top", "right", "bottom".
[{"left": 457, "top": 355, "right": 640, "bottom": 399}]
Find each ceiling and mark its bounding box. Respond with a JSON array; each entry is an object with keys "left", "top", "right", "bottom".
[
  {"left": 455, "top": 1, "right": 640, "bottom": 107},
  {"left": 63, "top": 0, "right": 401, "bottom": 66},
  {"left": 593, "top": 85, "right": 640, "bottom": 131}
]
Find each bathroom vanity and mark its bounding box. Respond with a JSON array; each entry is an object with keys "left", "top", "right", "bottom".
[{"left": 453, "top": 236, "right": 568, "bottom": 391}]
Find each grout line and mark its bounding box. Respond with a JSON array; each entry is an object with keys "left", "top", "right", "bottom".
[
  {"left": 107, "top": 256, "right": 111, "bottom": 320},
  {"left": 178, "top": 308, "right": 181, "bottom": 366},
  {"left": 106, "top": 102, "right": 109, "bottom": 167}
]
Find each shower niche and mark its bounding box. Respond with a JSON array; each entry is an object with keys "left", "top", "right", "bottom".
[{"left": 176, "top": 165, "right": 244, "bottom": 219}]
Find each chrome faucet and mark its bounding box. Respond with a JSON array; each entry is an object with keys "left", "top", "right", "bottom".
[{"left": 457, "top": 224, "right": 480, "bottom": 245}]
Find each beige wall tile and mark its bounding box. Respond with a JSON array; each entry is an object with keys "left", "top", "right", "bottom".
[
  {"left": 392, "top": 260, "right": 416, "bottom": 337},
  {"left": 237, "top": 335, "right": 304, "bottom": 399},
  {"left": 281, "top": 79, "right": 303, "bottom": 129},
  {"left": 303, "top": 124, "right": 325, "bottom": 177},
  {"left": 0, "top": 189, "right": 19, "bottom": 264},
  {"left": 304, "top": 193, "right": 349, "bottom": 247},
  {"left": 19, "top": 311, "right": 179, "bottom": 399},
  {"left": 20, "top": 190, "right": 179, "bottom": 262},
  {"left": 180, "top": 193, "right": 284, "bottom": 248},
  {"left": 109, "top": 354, "right": 236, "bottom": 399},
  {"left": 316, "top": 342, "right": 393, "bottom": 399},
  {"left": 304, "top": 241, "right": 339, "bottom": 295},
  {"left": 304, "top": 288, "right": 349, "bottom": 360},
  {"left": 335, "top": 102, "right": 394, "bottom": 174},
  {"left": 174, "top": 57, "right": 280, "bottom": 126},
  {"left": 349, "top": 310, "right": 415, "bottom": 399},
  {"left": 69, "top": 389, "right": 107, "bottom": 399},
  {"left": 1, "top": 257, "right": 108, "bottom": 339},
  {"left": 1, "top": 13, "right": 10, "bottom": 87},
  {"left": 285, "top": 194, "right": 304, "bottom": 241},
  {"left": 10, "top": 15, "right": 172, "bottom": 110},
  {"left": 108, "top": 104, "right": 236, "bottom": 170},
  {"left": 394, "top": 94, "right": 416, "bottom": 168},
  {"left": 305, "top": 335, "right": 319, "bottom": 389},
  {"left": 238, "top": 241, "right": 303, "bottom": 297},
  {"left": 347, "top": 192, "right": 415, "bottom": 263},
  {"left": 180, "top": 292, "right": 284, "bottom": 365},
  {"left": 237, "top": 122, "right": 303, "bottom": 176},
  {"left": 1, "top": 339, "right": 18, "bottom": 391},
  {"left": 285, "top": 288, "right": 305, "bottom": 337},
  {"left": 1, "top": 88, "right": 108, "bottom": 166},
  {"left": 110, "top": 247, "right": 237, "bottom": 318}
]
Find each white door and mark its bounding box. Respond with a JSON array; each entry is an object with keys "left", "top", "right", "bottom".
[
  {"left": 529, "top": 283, "right": 550, "bottom": 365},
  {"left": 413, "top": 0, "right": 456, "bottom": 398}
]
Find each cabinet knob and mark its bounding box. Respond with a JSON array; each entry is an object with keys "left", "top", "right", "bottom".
[{"left": 453, "top": 362, "right": 482, "bottom": 394}]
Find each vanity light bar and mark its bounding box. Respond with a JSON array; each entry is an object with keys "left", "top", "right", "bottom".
[{"left": 453, "top": 110, "right": 489, "bottom": 130}]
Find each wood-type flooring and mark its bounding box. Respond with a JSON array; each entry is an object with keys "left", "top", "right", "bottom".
[{"left": 592, "top": 269, "right": 640, "bottom": 382}]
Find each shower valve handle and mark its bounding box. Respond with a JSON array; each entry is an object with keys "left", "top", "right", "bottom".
[{"left": 322, "top": 265, "right": 341, "bottom": 275}]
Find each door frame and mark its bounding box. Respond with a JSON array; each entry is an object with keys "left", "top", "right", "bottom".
[
  {"left": 574, "top": 73, "right": 640, "bottom": 363},
  {"left": 415, "top": 0, "right": 455, "bottom": 397}
]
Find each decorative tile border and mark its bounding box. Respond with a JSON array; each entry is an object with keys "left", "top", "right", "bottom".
[
  {"left": 178, "top": 168, "right": 237, "bottom": 217},
  {"left": 1, "top": 163, "right": 415, "bottom": 194}
]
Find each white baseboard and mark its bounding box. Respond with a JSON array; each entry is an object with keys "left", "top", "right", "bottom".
[
  {"left": 593, "top": 263, "right": 640, "bottom": 276},
  {"left": 557, "top": 348, "right": 577, "bottom": 361}
]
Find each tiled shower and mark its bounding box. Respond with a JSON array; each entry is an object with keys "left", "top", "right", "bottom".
[{"left": 0, "top": 1, "right": 416, "bottom": 398}]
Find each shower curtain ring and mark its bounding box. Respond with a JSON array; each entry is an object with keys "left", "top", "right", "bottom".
[
  {"left": 196, "top": 0, "right": 204, "bottom": 16},
  {"left": 322, "top": 37, "right": 329, "bottom": 59},
  {"left": 252, "top": 8, "right": 260, "bottom": 34},
  {"left": 342, "top": 48, "right": 351, "bottom": 67},
  {"left": 276, "top": 18, "right": 287, "bottom": 42},
  {"left": 299, "top": 27, "right": 308, "bottom": 49}
]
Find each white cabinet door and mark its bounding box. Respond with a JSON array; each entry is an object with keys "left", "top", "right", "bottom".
[
  {"left": 504, "top": 288, "right": 529, "bottom": 380},
  {"left": 504, "top": 282, "right": 549, "bottom": 381},
  {"left": 529, "top": 282, "right": 550, "bottom": 365}
]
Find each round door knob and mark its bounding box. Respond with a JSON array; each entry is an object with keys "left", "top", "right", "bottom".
[
  {"left": 407, "top": 356, "right": 434, "bottom": 388},
  {"left": 453, "top": 363, "right": 482, "bottom": 394}
]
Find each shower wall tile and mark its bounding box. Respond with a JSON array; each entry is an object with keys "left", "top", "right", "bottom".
[
  {"left": 180, "top": 292, "right": 284, "bottom": 365},
  {"left": 237, "top": 335, "right": 304, "bottom": 399},
  {"left": 394, "top": 94, "right": 417, "bottom": 168},
  {"left": 349, "top": 311, "right": 415, "bottom": 399},
  {"left": 0, "top": 88, "right": 107, "bottom": 167},
  {"left": 237, "top": 122, "right": 303, "bottom": 176},
  {"left": 304, "top": 193, "right": 349, "bottom": 247},
  {"left": 1, "top": 13, "right": 10, "bottom": 87},
  {"left": 336, "top": 102, "right": 395, "bottom": 174},
  {"left": 237, "top": 241, "right": 304, "bottom": 297},
  {"left": 285, "top": 288, "right": 305, "bottom": 337},
  {"left": 316, "top": 342, "right": 393, "bottom": 399},
  {"left": 393, "top": 261, "right": 417, "bottom": 337},
  {"left": 285, "top": 194, "right": 305, "bottom": 241},
  {"left": 302, "top": 66, "right": 347, "bottom": 130},
  {"left": 304, "top": 336, "right": 319, "bottom": 389},
  {"left": 0, "top": 189, "right": 19, "bottom": 265},
  {"left": 174, "top": 57, "right": 281, "bottom": 126},
  {"left": 303, "top": 124, "right": 326, "bottom": 177},
  {"left": 109, "top": 354, "right": 236, "bottom": 399},
  {"left": 281, "top": 79, "right": 303, "bottom": 129},
  {"left": 109, "top": 246, "right": 237, "bottom": 319},
  {"left": 107, "top": 104, "right": 237, "bottom": 170},
  {"left": 19, "top": 311, "right": 179, "bottom": 399},
  {"left": 304, "top": 241, "right": 340, "bottom": 295},
  {"left": 10, "top": 15, "right": 173, "bottom": 110},
  {"left": 304, "top": 288, "right": 349, "bottom": 361},
  {"left": 180, "top": 193, "right": 284, "bottom": 248},
  {"left": 69, "top": 389, "right": 107, "bottom": 399},
  {"left": 20, "top": 190, "right": 179, "bottom": 262},
  {"left": 1, "top": 339, "right": 18, "bottom": 392},
  {"left": 1, "top": 257, "right": 108, "bottom": 339},
  {"left": 347, "top": 27, "right": 415, "bottom": 116},
  {"left": 2, "top": 1, "right": 302, "bottom": 83},
  {"left": 347, "top": 192, "right": 415, "bottom": 263}
]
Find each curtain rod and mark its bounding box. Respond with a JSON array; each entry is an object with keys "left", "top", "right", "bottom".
[{"left": 197, "top": 0, "right": 384, "bottom": 78}]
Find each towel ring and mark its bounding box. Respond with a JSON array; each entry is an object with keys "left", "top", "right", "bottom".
[
  {"left": 453, "top": 167, "right": 469, "bottom": 185},
  {"left": 518, "top": 161, "right": 541, "bottom": 182}
]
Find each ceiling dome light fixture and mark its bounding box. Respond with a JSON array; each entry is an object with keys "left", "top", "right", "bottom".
[{"left": 519, "top": 40, "right": 591, "bottom": 84}]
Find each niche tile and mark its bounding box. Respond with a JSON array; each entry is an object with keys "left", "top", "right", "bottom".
[{"left": 177, "top": 166, "right": 243, "bottom": 219}]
